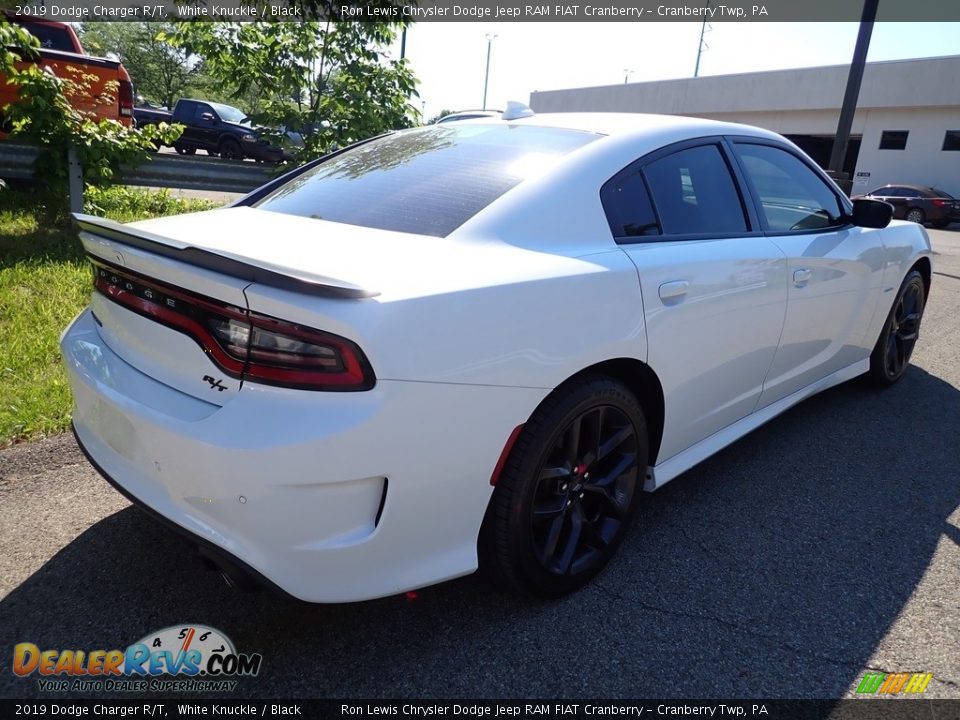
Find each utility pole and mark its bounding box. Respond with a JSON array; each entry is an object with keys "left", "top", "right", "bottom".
[
  {"left": 828, "top": 0, "right": 879, "bottom": 188},
  {"left": 694, "top": 2, "right": 711, "bottom": 77}
]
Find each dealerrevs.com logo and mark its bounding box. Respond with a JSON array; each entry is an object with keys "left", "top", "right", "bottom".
[{"left": 13, "top": 625, "right": 263, "bottom": 693}]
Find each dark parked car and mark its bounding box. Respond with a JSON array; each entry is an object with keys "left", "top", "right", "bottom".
[
  {"left": 856, "top": 184, "right": 960, "bottom": 229},
  {"left": 135, "top": 99, "right": 286, "bottom": 163}
]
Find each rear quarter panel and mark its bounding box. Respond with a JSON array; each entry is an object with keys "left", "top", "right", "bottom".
[
  {"left": 242, "top": 247, "right": 648, "bottom": 390},
  {"left": 860, "top": 220, "right": 933, "bottom": 348}
]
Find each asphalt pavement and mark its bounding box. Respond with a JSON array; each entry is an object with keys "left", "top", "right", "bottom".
[{"left": 1, "top": 229, "right": 959, "bottom": 700}]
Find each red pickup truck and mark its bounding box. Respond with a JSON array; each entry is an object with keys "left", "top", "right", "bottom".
[{"left": 1, "top": 14, "right": 134, "bottom": 133}]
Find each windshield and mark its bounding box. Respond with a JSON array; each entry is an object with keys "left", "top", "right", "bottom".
[
  {"left": 254, "top": 124, "right": 599, "bottom": 237},
  {"left": 208, "top": 102, "right": 248, "bottom": 124}
]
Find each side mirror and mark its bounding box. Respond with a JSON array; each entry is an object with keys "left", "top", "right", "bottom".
[
  {"left": 200, "top": 112, "right": 216, "bottom": 123},
  {"left": 849, "top": 198, "right": 894, "bottom": 229}
]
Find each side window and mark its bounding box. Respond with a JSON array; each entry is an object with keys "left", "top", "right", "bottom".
[
  {"left": 642, "top": 145, "right": 748, "bottom": 235},
  {"left": 195, "top": 104, "right": 214, "bottom": 121},
  {"left": 601, "top": 171, "right": 659, "bottom": 239},
  {"left": 734, "top": 144, "right": 843, "bottom": 232}
]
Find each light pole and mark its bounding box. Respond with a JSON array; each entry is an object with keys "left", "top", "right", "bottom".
[
  {"left": 624, "top": 69, "right": 634, "bottom": 84},
  {"left": 482, "top": 34, "right": 497, "bottom": 111}
]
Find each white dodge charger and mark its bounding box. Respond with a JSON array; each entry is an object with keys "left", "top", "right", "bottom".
[{"left": 63, "top": 110, "right": 931, "bottom": 602}]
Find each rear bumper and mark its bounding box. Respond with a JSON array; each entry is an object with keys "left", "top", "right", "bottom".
[
  {"left": 71, "top": 422, "right": 292, "bottom": 598},
  {"left": 63, "top": 308, "right": 545, "bottom": 602}
]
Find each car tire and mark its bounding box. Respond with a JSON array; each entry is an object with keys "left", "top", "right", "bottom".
[
  {"left": 219, "top": 139, "right": 244, "bottom": 161},
  {"left": 932, "top": 220, "right": 950, "bottom": 230},
  {"left": 905, "top": 207, "right": 926, "bottom": 225},
  {"left": 481, "top": 376, "right": 648, "bottom": 598},
  {"left": 867, "top": 269, "right": 926, "bottom": 387}
]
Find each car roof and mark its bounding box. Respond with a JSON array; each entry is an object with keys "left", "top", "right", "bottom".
[
  {"left": 874, "top": 184, "right": 935, "bottom": 192},
  {"left": 440, "top": 112, "right": 798, "bottom": 250},
  {"left": 453, "top": 111, "right": 785, "bottom": 143}
]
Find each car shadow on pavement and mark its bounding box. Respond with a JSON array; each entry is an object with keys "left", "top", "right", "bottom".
[{"left": 1, "top": 367, "right": 958, "bottom": 700}]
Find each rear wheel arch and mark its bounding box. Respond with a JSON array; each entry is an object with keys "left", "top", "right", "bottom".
[
  {"left": 489, "top": 358, "right": 665, "bottom": 488},
  {"left": 572, "top": 358, "right": 665, "bottom": 467},
  {"left": 913, "top": 256, "right": 931, "bottom": 299}
]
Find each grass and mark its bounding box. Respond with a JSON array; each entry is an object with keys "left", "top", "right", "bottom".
[{"left": 0, "top": 185, "right": 220, "bottom": 446}]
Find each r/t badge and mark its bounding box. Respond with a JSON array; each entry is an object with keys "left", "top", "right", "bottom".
[{"left": 202, "top": 375, "right": 228, "bottom": 392}]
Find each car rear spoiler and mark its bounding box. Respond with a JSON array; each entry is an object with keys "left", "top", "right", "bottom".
[{"left": 72, "top": 213, "right": 378, "bottom": 299}]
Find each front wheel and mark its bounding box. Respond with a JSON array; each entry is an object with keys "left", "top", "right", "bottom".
[
  {"left": 219, "top": 138, "right": 244, "bottom": 161},
  {"left": 867, "top": 269, "right": 926, "bottom": 387},
  {"left": 481, "top": 377, "right": 648, "bottom": 598}
]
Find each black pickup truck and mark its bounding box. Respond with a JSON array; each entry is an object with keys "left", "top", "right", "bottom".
[{"left": 134, "top": 98, "right": 285, "bottom": 163}]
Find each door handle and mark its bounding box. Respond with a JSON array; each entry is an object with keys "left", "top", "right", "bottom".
[
  {"left": 793, "top": 268, "right": 812, "bottom": 287},
  {"left": 659, "top": 280, "right": 689, "bottom": 300}
]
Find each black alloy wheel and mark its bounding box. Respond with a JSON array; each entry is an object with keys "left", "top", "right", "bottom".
[
  {"left": 482, "top": 377, "right": 648, "bottom": 597},
  {"left": 219, "top": 139, "right": 244, "bottom": 161},
  {"left": 868, "top": 269, "right": 926, "bottom": 386}
]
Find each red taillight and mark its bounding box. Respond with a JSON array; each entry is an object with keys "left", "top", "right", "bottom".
[
  {"left": 932, "top": 198, "right": 949, "bottom": 207},
  {"left": 118, "top": 80, "right": 134, "bottom": 118},
  {"left": 92, "top": 259, "right": 375, "bottom": 391}
]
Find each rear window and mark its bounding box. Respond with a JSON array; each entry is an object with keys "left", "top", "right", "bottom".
[
  {"left": 254, "top": 124, "right": 599, "bottom": 237},
  {"left": 17, "top": 21, "right": 76, "bottom": 52}
]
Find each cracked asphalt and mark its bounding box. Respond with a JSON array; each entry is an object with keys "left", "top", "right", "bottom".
[{"left": 1, "top": 230, "right": 958, "bottom": 700}]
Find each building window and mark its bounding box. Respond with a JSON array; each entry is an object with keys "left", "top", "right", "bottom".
[
  {"left": 943, "top": 131, "right": 960, "bottom": 151},
  {"left": 879, "top": 131, "right": 909, "bottom": 150}
]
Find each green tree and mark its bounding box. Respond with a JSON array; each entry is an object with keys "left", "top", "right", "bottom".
[
  {"left": 1, "top": 21, "right": 181, "bottom": 188},
  {"left": 167, "top": 15, "right": 419, "bottom": 157},
  {"left": 79, "top": 22, "right": 199, "bottom": 109}
]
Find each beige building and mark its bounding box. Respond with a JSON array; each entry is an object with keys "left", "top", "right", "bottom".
[{"left": 530, "top": 55, "right": 960, "bottom": 196}]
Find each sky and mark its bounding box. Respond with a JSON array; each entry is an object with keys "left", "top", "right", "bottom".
[{"left": 389, "top": 22, "right": 960, "bottom": 120}]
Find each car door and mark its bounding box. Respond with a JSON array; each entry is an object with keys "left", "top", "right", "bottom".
[
  {"left": 729, "top": 140, "right": 888, "bottom": 409},
  {"left": 608, "top": 139, "right": 788, "bottom": 463},
  {"left": 192, "top": 102, "right": 220, "bottom": 150},
  {"left": 174, "top": 100, "right": 202, "bottom": 149}
]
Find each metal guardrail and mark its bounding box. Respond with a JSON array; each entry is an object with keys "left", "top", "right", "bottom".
[
  {"left": 120, "top": 153, "right": 275, "bottom": 193},
  {"left": 0, "top": 142, "right": 276, "bottom": 199},
  {"left": 0, "top": 142, "right": 44, "bottom": 181}
]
